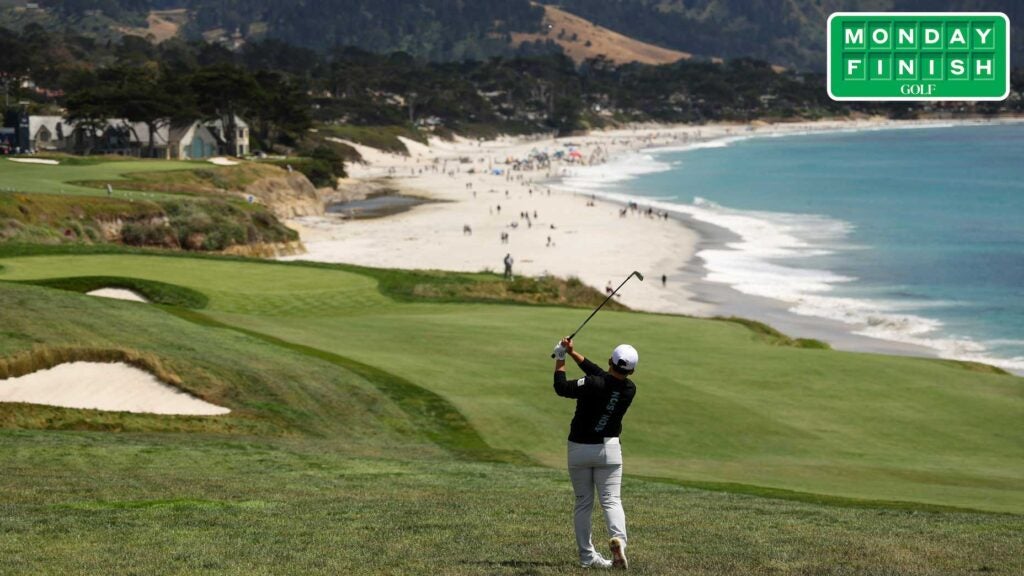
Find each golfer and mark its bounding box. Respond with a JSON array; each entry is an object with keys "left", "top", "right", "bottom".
[{"left": 553, "top": 337, "right": 638, "bottom": 569}]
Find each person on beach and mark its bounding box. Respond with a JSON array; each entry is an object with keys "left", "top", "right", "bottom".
[
  {"left": 503, "top": 253, "right": 514, "bottom": 279},
  {"left": 552, "top": 338, "right": 637, "bottom": 569}
]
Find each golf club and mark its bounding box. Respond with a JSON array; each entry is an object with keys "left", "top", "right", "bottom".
[{"left": 551, "top": 271, "right": 644, "bottom": 358}]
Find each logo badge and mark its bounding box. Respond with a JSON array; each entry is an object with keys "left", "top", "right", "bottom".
[{"left": 828, "top": 12, "right": 1010, "bottom": 101}]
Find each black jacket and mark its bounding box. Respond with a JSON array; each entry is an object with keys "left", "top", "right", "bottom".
[{"left": 554, "top": 357, "right": 636, "bottom": 444}]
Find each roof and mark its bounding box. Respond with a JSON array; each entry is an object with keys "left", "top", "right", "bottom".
[
  {"left": 28, "top": 116, "right": 70, "bottom": 139},
  {"left": 208, "top": 114, "right": 249, "bottom": 131},
  {"left": 25, "top": 116, "right": 239, "bottom": 146}
]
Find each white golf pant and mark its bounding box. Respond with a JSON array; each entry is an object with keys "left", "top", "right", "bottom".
[{"left": 567, "top": 438, "right": 627, "bottom": 563}]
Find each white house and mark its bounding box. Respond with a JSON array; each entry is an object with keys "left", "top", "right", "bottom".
[
  {"left": 169, "top": 123, "right": 220, "bottom": 159},
  {"left": 206, "top": 115, "right": 250, "bottom": 157},
  {"left": 28, "top": 116, "right": 72, "bottom": 151},
  {"left": 23, "top": 114, "right": 248, "bottom": 158}
]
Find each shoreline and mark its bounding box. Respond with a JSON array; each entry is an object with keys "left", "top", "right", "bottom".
[{"left": 282, "top": 117, "right": 1022, "bottom": 373}]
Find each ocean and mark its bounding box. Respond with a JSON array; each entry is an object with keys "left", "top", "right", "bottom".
[{"left": 563, "top": 122, "right": 1024, "bottom": 373}]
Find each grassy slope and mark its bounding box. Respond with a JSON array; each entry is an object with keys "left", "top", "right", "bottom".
[
  {"left": 72, "top": 162, "right": 285, "bottom": 197},
  {"left": 4, "top": 428, "right": 1022, "bottom": 576},
  {"left": 2, "top": 253, "right": 1021, "bottom": 514},
  {"left": 0, "top": 159, "right": 298, "bottom": 249},
  {"left": 0, "top": 282, "right": 419, "bottom": 444},
  {"left": 0, "top": 274, "right": 1021, "bottom": 574}
]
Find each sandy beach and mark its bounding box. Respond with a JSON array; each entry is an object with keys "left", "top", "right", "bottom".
[
  {"left": 284, "top": 118, "right": 954, "bottom": 317},
  {"left": 286, "top": 118, "right": 905, "bottom": 313}
]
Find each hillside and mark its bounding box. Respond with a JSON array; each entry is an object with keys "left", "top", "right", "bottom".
[
  {"left": 512, "top": 4, "right": 690, "bottom": 66},
  {"left": 2, "top": 0, "right": 549, "bottom": 61},
  {"left": 117, "top": 8, "right": 187, "bottom": 43},
  {"left": 5, "top": 1, "right": 1023, "bottom": 69},
  {"left": 0, "top": 157, "right": 314, "bottom": 251},
  {"left": 0, "top": 247, "right": 1021, "bottom": 573},
  {"left": 555, "top": 0, "right": 1024, "bottom": 71},
  {"left": 3, "top": 250, "right": 1022, "bottom": 514}
]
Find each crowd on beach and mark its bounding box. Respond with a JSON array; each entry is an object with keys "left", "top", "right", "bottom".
[{"left": 286, "top": 119, "right": 916, "bottom": 314}]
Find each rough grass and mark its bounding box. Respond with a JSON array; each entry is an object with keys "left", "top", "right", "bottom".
[
  {"left": 1, "top": 429, "right": 1021, "bottom": 575},
  {"left": 1, "top": 256, "right": 1022, "bottom": 573},
  {"left": 0, "top": 282, "right": 421, "bottom": 441},
  {"left": 0, "top": 192, "right": 162, "bottom": 223},
  {"left": 354, "top": 266, "right": 630, "bottom": 310},
  {"left": 715, "top": 316, "right": 832, "bottom": 349},
  {"left": 20, "top": 276, "right": 208, "bottom": 308},
  {"left": 72, "top": 163, "right": 286, "bottom": 196},
  {"left": 2, "top": 252, "right": 1021, "bottom": 513},
  {"left": 0, "top": 346, "right": 180, "bottom": 383},
  {"left": 1, "top": 160, "right": 297, "bottom": 251}
]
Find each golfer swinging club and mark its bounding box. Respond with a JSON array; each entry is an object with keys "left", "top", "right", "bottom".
[{"left": 553, "top": 337, "right": 638, "bottom": 569}]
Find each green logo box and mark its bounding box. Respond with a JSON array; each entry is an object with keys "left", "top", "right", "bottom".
[{"left": 828, "top": 12, "right": 1010, "bottom": 101}]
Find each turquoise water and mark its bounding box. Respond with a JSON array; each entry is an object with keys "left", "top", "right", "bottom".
[{"left": 569, "top": 123, "right": 1024, "bottom": 371}]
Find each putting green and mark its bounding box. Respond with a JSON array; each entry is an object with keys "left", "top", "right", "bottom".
[
  {"left": 0, "top": 157, "right": 200, "bottom": 199},
  {"left": 2, "top": 253, "right": 1022, "bottom": 513}
]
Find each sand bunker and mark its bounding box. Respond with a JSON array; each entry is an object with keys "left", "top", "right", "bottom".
[
  {"left": 208, "top": 157, "right": 239, "bottom": 166},
  {"left": 87, "top": 288, "right": 149, "bottom": 303},
  {"left": 0, "top": 362, "right": 230, "bottom": 415},
  {"left": 7, "top": 158, "right": 60, "bottom": 165}
]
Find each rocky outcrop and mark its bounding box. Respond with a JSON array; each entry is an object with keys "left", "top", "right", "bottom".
[{"left": 243, "top": 173, "right": 325, "bottom": 218}]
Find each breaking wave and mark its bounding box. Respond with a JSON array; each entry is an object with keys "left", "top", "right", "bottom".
[{"left": 555, "top": 133, "right": 1024, "bottom": 373}]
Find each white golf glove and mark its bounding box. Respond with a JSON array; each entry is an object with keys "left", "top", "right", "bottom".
[{"left": 553, "top": 342, "right": 567, "bottom": 360}]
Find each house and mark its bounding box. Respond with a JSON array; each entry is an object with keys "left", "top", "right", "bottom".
[
  {"left": 169, "top": 123, "right": 220, "bottom": 159},
  {"left": 97, "top": 121, "right": 219, "bottom": 159},
  {"left": 16, "top": 114, "right": 249, "bottom": 158},
  {"left": 206, "top": 115, "right": 250, "bottom": 157},
  {"left": 28, "top": 116, "right": 72, "bottom": 151}
]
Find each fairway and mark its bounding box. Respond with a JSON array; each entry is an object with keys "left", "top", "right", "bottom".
[
  {"left": 1, "top": 157, "right": 201, "bottom": 199},
  {"left": 3, "top": 252, "right": 1022, "bottom": 514}
]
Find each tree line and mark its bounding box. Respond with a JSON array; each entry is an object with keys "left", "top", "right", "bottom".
[{"left": 3, "top": 26, "right": 1022, "bottom": 158}]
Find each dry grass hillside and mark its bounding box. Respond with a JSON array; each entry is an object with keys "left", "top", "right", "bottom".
[
  {"left": 120, "top": 9, "right": 188, "bottom": 43},
  {"left": 511, "top": 4, "right": 691, "bottom": 65}
]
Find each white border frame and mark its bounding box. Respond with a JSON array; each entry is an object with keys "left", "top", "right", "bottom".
[{"left": 827, "top": 12, "right": 1011, "bottom": 101}]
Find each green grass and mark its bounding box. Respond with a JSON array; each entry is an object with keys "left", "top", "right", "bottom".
[
  {"left": 1, "top": 156, "right": 200, "bottom": 199},
  {"left": 19, "top": 276, "right": 209, "bottom": 308},
  {"left": 3, "top": 429, "right": 1022, "bottom": 575},
  {"left": 71, "top": 163, "right": 286, "bottom": 197},
  {"left": 1, "top": 252, "right": 1022, "bottom": 573},
  {"left": 0, "top": 158, "right": 298, "bottom": 250},
  {"left": 0, "top": 282, "right": 419, "bottom": 441},
  {"left": 2, "top": 253, "right": 1021, "bottom": 515}
]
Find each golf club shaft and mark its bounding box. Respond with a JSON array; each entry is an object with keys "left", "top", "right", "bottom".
[
  {"left": 552, "top": 271, "right": 642, "bottom": 358},
  {"left": 570, "top": 276, "right": 632, "bottom": 338}
]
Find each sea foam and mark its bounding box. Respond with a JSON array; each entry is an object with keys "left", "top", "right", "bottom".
[{"left": 557, "top": 131, "right": 1024, "bottom": 373}]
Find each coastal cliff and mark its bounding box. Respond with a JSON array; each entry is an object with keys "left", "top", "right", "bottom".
[{"left": 243, "top": 172, "right": 325, "bottom": 219}]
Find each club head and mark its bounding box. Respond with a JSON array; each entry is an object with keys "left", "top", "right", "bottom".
[{"left": 632, "top": 271, "right": 644, "bottom": 282}]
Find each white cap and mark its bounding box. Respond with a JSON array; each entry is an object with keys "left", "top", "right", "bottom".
[{"left": 611, "top": 344, "right": 638, "bottom": 373}]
